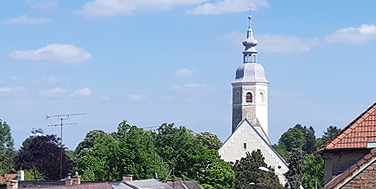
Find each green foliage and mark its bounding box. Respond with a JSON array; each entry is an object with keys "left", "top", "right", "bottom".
[
  {"left": 23, "top": 168, "right": 44, "bottom": 181},
  {"left": 232, "top": 150, "right": 284, "bottom": 189},
  {"left": 155, "top": 123, "right": 234, "bottom": 187},
  {"left": 75, "top": 130, "right": 108, "bottom": 154},
  {"left": 316, "top": 126, "right": 341, "bottom": 148},
  {"left": 197, "top": 149, "right": 235, "bottom": 188},
  {"left": 74, "top": 120, "right": 169, "bottom": 181},
  {"left": 272, "top": 144, "right": 289, "bottom": 159},
  {"left": 302, "top": 126, "right": 316, "bottom": 154},
  {"left": 302, "top": 154, "right": 324, "bottom": 189},
  {"left": 195, "top": 131, "right": 223, "bottom": 150},
  {"left": 0, "top": 119, "right": 17, "bottom": 175},
  {"left": 284, "top": 149, "right": 307, "bottom": 189},
  {"left": 279, "top": 124, "right": 305, "bottom": 152}
]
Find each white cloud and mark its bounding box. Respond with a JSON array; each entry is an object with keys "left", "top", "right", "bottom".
[
  {"left": 325, "top": 24, "right": 376, "bottom": 44},
  {"left": 5, "top": 15, "right": 51, "bottom": 24},
  {"left": 175, "top": 68, "right": 195, "bottom": 77},
  {"left": 0, "top": 87, "right": 27, "bottom": 94},
  {"left": 100, "top": 95, "right": 111, "bottom": 101},
  {"left": 129, "top": 94, "right": 148, "bottom": 101},
  {"left": 9, "top": 44, "right": 92, "bottom": 63},
  {"left": 39, "top": 87, "right": 67, "bottom": 97},
  {"left": 71, "top": 88, "right": 92, "bottom": 97},
  {"left": 170, "top": 84, "right": 213, "bottom": 93},
  {"left": 26, "top": 0, "right": 59, "bottom": 11},
  {"left": 73, "top": 0, "right": 208, "bottom": 17},
  {"left": 186, "top": 0, "right": 269, "bottom": 15}
]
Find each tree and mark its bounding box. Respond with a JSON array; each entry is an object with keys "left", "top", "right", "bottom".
[
  {"left": 0, "top": 120, "right": 17, "bottom": 175},
  {"left": 232, "top": 149, "right": 284, "bottom": 189},
  {"left": 196, "top": 131, "right": 223, "bottom": 150},
  {"left": 279, "top": 124, "right": 305, "bottom": 151},
  {"left": 316, "top": 126, "right": 341, "bottom": 147},
  {"left": 302, "top": 154, "right": 324, "bottom": 189},
  {"left": 284, "top": 149, "right": 306, "bottom": 189},
  {"left": 75, "top": 130, "right": 108, "bottom": 154},
  {"left": 74, "top": 120, "right": 169, "bottom": 181},
  {"left": 302, "top": 126, "right": 316, "bottom": 154},
  {"left": 155, "top": 123, "right": 234, "bottom": 187},
  {"left": 195, "top": 149, "right": 235, "bottom": 188},
  {"left": 272, "top": 144, "right": 289, "bottom": 159},
  {"left": 14, "top": 135, "right": 73, "bottom": 180}
]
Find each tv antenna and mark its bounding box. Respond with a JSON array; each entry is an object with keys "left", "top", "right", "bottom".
[{"left": 46, "top": 113, "right": 86, "bottom": 180}]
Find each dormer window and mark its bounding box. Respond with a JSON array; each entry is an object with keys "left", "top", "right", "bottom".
[{"left": 246, "top": 92, "right": 252, "bottom": 103}]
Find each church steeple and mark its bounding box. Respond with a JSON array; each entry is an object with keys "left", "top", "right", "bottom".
[
  {"left": 232, "top": 16, "right": 269, "bottom": 137},
  {"left": 242, "top": 16, "right": 258, "bottom": 63}
]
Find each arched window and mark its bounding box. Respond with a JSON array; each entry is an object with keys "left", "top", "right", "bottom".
[{"left": 246, "top": 92, "right": 252, "bottom": 103}]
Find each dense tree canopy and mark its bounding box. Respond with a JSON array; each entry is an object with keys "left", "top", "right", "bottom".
[
  {"left": 195, "top": 131, "right": 223, "bottom": 150},
  {"left": 0, "top": 119, "right": 17, "bottom": 175},
  {"left": 278, "top": 124, "right": 305, "bottom": 152},
  {"left": 14, "top": 135, "right": 73, "bottom": 180},
  {"left": 74, "top": 120, "right": 169, "bottom": 181},
  {"left": 232, "top": 150, "right": 284, "bottom": 189},
  {"left": 302, "top": 154, "right": 324, "bottom": 189}
]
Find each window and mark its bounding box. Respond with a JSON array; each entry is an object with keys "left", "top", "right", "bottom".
[
  {"left": 246, "top": 92, "right": 252, "bottom": 103},
  {"left": 243, "top": 142, "right": 247, "bottom": 150}
]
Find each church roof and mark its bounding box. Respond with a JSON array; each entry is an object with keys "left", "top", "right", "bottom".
[
  {"left": 232, "top": 62, "right": 269, "bottom": 84},
  {"left": 323, "top": 148, "right": 376, "bottom": 189},
  {"left": 318, "top": 102, "right": 376, "bottom": 151},
  {"left": 219, "top": 119, "right": 287, "bottom": 167}
]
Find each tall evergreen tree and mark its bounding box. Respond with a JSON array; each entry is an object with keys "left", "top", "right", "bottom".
[
  {"left": 302, "top": 126, "right": 316, "bottom": 154},
  {"left": 284, "top": 149, "right": 307, "bottom": 189},
  {"left": 0, "top": 119, "right": 17, "bottom": 175}
]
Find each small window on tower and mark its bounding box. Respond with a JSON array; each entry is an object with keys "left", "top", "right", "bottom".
[
  {"left": 243, "top": 143, "right": 247, "bottom": 150},
  {"left": 246, "top": 92, "right": 252, "bottom": 103}
]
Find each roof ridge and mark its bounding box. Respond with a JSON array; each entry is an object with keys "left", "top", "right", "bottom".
[{"left": 318, "top": 102, "right": 376, "bottom": 151}]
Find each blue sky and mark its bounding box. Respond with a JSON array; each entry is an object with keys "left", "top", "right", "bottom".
[{"left": 1, "top": 0, "right": 376, "bottom": 150}]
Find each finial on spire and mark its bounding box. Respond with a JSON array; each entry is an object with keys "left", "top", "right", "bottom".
[{"left": 242, "top": 15, "right": 258, "bottom": 63}]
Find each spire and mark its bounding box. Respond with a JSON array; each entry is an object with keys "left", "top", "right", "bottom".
[{"left": 242, "top": 15, "right": 258, "bottom": 63}]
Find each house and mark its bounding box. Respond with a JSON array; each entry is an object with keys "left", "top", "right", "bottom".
[
  {"left": 323, "top": 148, "right": 376, "bottom": 189},
  {"left": 318, "top": 102, "right": 376, "bottom": 184}
]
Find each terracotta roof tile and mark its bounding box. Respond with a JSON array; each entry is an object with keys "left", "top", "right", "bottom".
[{"left": 318, "top": 102, "right": 376, "bottom": 151}]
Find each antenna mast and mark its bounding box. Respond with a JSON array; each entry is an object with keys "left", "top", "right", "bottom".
[{"left": 46, "top": 113, "right": 86, "bottom": 180}]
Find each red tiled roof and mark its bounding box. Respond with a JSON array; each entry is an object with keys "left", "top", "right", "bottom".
[
  {"left": 318, "top": 102, "right": 376, "bottom": 151},
  {"left": 324, "top": 148, "right": 376, "bottom": 189}
]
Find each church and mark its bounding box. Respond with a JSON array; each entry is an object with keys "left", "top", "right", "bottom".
[{"left": 218, "top": 16, "right": 289, "bottom": 184}]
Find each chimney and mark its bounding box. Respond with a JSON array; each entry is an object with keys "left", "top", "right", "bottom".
[
  {"left": 72, "top": 172, "right": 81, "bottom": 185},
  {"left": 65, "top": 173, "right": 73, "bottom": 186},
  {"left": 122, "top": 174, "right": 133, "bottom": 181},
  {"left": 6, "top": 180, "right": 18, "bottom": 189}
]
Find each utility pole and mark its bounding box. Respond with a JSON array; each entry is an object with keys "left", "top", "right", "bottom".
[{"left": 47, "top": 113, "right": 86, "bottom": 180}]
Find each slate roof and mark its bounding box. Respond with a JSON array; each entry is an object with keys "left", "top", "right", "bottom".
[
  {"left": 123, "top": 179, "right": 173, "bottom": 189},
  {"left": 166, "top": 180, "right": 203, "bottom": 189},
  {"left": 318, "top": 102, "right": 376, "bottom": 151},
  {"left": 324, "top": 148, "right": 376, "bottom": 189}
]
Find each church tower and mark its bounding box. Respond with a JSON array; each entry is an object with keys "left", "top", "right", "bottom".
[{"left": 232, "top": 16, "right": 269, "bottom": 136}]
